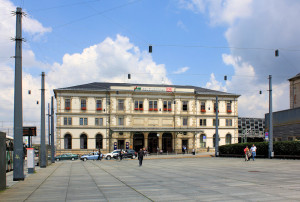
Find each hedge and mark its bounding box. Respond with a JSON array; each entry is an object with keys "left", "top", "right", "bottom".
[{"left": 219, "top": 141, "right": 300, "bottom": 158}]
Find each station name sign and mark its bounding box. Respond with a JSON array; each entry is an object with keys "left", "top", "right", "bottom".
[{"left": 134, "top": 86, "right": 174, "bottom": 92}]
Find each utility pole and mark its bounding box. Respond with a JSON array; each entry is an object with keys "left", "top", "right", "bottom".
[
  {"left": 40, "top": 72, "right": 46, "bottom": 168},
  {"left": 13, "top": 7, "right": 24, "bottom": 181},
  {"left": 51, "top": 96, "right": 55, "bottom": 163},
  {"left": 268, "top": 75, "right": 273, "bottom": 158},
  {"left": 215, "top": 96, "right": 219, "bottom": 157},
  {"left": 48, "top": 103, "right": 50, "bottom": 145}
]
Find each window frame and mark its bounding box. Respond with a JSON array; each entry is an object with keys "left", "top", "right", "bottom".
[
  {"left": 163, "top": 100, "right": 172, "bottom": 111},
  {"left": 134, "top": 100, "right": 143, "bottom": 111},
  {"left": 118, "top": 99, "right": 124, "bottom": 111},
  {"left": 65, "top": 98, "right": 71, "bottom": 110},
  {"left": 118, "top": 116, "right": 124, "bottom": 126},
  {"left": 149, "top": 100, "right": 158, "bottom": 111},
  {"left": 200, "top": 119, "right": 206, "bottom": 126},
  {"left": 200, "top": 102, "right": 206, "bottom": 112},
  {"left": 81, "top": 99, "right": 87, "bottom": 110},
  {"left": 183, "top": 118, "right": 188, "bottom": 126},
  {"left": 96, "top": 99, "right": 102, "bottom": 111},
  {"left": 182, "top": 101, "right": 188, "bottom": 111}
]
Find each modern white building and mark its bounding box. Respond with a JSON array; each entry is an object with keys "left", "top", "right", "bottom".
[{"left": 54, "top": 82, "right": 240, "bottom": 155}]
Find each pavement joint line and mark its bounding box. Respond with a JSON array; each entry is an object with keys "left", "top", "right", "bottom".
[
  {"left": 24, "top": 163, "right": 63, "bottom": 202},
  {"left": 64, "top": 161, "right": 73, "bottom": 202},
  {"left": 90, "top": 161, "right": 154, "bottom": 202},
  {"left": 82, "top": 161, "right": 109, "bottom": 202}
]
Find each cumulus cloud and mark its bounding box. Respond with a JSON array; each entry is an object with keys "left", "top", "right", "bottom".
[
  {"left": 47, "top": 34, "right": 170, "bottom": 88},
  {"left": 177, "top": 20, "right": 188, "bottom": 31},
  {"left": 179, "top": 0, "right": 298, "bottom": 117},
  {"left": 173, "top": 66, "right": 189, "bottom": 74}
]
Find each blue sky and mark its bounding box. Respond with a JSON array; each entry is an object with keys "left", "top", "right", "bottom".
[{"left": 1, "top": 0, "right": 300, "bottom": 134}]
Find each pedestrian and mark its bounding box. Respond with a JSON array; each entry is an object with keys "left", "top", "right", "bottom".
[
  {"left": 250, "top": 144, "right": 257, "bottom": 161},
  {"left": 192, "top": 148, "right": 195, "bottom": 155},
  {"left": 119, "top": 150, "right": 123, "bottom": 161},
  {"left": 243, "top": 146, "right": 249, "bottom": 161},
  {"left": 182, "top": 145, "right": 185, "bottom": 154},
  {"left": 138, "top": 148, "right": 144, "bottom": 166},
  {"left": 98, "top": 149, "right": 102, "bottom": 161}
]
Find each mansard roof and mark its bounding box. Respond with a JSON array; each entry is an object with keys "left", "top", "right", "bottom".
[{"left": 54, "top": 82, "right": 239, "bottom": 97}]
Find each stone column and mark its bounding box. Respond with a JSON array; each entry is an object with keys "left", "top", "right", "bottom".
[
  {"left": 158, "top": 133, "right": 162, "bottom": 151},
  {"left": 144, "top": 132, "right": 148, "bottom": 150}
]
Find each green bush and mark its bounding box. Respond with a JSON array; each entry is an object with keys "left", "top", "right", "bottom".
[{"left": 219, "top": 141, "right": 300, "bottom": 157}]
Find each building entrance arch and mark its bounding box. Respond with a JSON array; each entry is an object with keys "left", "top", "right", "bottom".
[
  {"left": 162, "top": 133, "right": 172, "bottom": 152},
  {"left": 133, "top": 133, "right": 144, "bottom": 152},
  {"left": 148, "top": 133, "right": 158, "bottom": 153}
]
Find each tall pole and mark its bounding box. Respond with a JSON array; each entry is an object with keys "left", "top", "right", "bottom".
[
  {"left": 215, "top": 96, "right": 219, "bottom": 157},
  {"left": 48, "top": 103, "right": 50, "bottom": 145},
  {"left": 268, "top": 75, "right": 273, "bottom": 158},
  {"left": 51, "top": 96, "right": 55, "bottom": 163},
  {"left": 13, "top": 7, "right": 24, "bottom": 181},
  {"left": 40, "top": 72, "right": 46, "bottom": 168}
]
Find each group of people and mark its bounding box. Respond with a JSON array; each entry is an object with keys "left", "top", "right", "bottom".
[{"left": 244, "top": 144, "right": 257, "bottom": 161}]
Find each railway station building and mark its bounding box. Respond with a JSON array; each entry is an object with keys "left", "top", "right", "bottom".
[{"left": 54, "top": 82, "right": 240, "bottom": 155}]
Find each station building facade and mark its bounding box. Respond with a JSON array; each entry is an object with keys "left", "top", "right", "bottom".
[{"left": 54, "top": 82, "right": 240, "bottom": 155}]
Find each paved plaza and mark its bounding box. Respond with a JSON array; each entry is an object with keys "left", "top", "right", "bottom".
[{"left": 1, "top": 155, "right": 300, "bottom": 201}]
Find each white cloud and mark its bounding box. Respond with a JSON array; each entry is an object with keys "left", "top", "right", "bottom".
[
  {"left": 173, "top": 66, "right": 189, "bottom": 74},
  {"left": 47, "top": 34, "right": 170, "bottom": 88},
  {"left": 178, "top": 0, "right": 206, "bottom": 13},
  {"left": 205, "top": 73, "right": 227, "bottom": 92}
]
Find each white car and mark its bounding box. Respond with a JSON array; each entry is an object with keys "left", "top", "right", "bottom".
[{"left": 104, "top": 149, "right": 124, "bottom": 160}]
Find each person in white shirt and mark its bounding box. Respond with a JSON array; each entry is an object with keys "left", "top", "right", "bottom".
[{"left": 250, "top": 144, "right": 257, "bottom": 161}]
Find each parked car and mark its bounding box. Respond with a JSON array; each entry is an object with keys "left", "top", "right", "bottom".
[
  {"left": 105, "top": 149, "right": 137, "bottom": 160},
  {"left": 80, "top": 152, "right": 101, "bottom": 161},
  {"left": 55, "top": 153, "right": 79, "bottom": 161},
  {"left": 104, "top": 150, "right": 121, "bottom": 160}
]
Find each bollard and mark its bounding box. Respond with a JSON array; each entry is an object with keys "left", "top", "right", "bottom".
[
  {"left": 0, "top": 132, "right": 6, "bottom": 190},
  {"left": 27, "top": 148, "right": 35, "bottom": 173}
]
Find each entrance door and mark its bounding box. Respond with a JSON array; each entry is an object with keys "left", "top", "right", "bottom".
[
  {"left": 133, "top": 133, "right": 144, "bottom": 152},
  {"left": 162, "top": 133, "right": 172, "bottom": 152},
  {"left": 118, "top": 140, "right": 124, "bottom": 150},
  {"left": 148, "top": 133, "right": 158, "bottom": 153},
  {"left": 182, "top": 139, "right": 188, "bottom": 153}
]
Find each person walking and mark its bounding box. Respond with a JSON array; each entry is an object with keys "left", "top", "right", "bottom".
[
  {"left": 244, "top": 146, "right": 249, "bottom": 161},
  {"left": 138, "top": 148, "right": 144, "bottom": 167},
  {"left": 98, "top": 149, "right": 102, "bottom": 161},
  {"left": 250, "top": 144, "right": 257, "bottom": 161}
]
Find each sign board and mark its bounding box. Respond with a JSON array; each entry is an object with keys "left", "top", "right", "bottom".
[
  {"left": 114, "top": 142, "right": 117, "bottom": 150},
  {"left": 126, "top": 142, "right": 129, "bottom": 149},
  {"left": 23, "top": 127, "right": 37, "bottom": 136},
  {"left": 134, "top": 86, "right": 174, "bottom": 92}
]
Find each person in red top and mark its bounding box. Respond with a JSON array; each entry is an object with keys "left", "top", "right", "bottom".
[{"left": 244, "top": 146, "right": 249, "bottom": 161}]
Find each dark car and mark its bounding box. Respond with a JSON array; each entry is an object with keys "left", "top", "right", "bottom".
[
  {"left": 113, "top": 149, "right": 136, "bottom": 159},
  {"left": 55, "top": 153, "right": 79, "bottom": 161}
]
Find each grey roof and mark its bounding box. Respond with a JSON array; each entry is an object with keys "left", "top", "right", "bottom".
[
  {"left": 54, "top": 82, "right": 239, "bottom": 96},
  {"left": 288, "top": 73, "right": 300, "bottom": 81}
]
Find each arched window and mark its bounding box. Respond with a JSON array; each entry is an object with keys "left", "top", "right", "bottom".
[
  {"left": 80, "top": 134, "right": 88, "bottom": 149},
  {"left": 226, "top": 134, "right": 232, "bottom": 145},
  {"left": 200, "top": 134, "right": 206, "bottom": 148},
  {"left": 64, "top": 134, "right": 72, "bottom": 149},
  {"left": 96, "top": 134, "right": 103, "bottom": 149}
]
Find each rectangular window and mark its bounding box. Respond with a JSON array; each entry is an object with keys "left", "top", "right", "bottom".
[
  {"left": 80, "top": 118, "right": 88, "bottom": 125},
  {"left": 68, "top": 117, "right": 72, "bottom": 125},
  {"left": 200, "top": 119, "right": 206, "bottom": 126},
  {"left": 95, "top": 118, "right": 103, "bottom": 126},
  {"left": 214, "top": 102, "right": 219, "bottom": 112},
  {"left": 65, "top": 99, "right": 70, "bottom": 110},
  {"left": 149, "top": 100, "right": 158, "bottom": 111},
  {"left": 227, "top": 102, "right": 232, "bottom": 113},
  {"left": 183, "top": 118, "right": 188, "bottom": 126},
  {"left": 201, "top": 102, "right": 206, "bottom": 112},
  {"left": 213, "top": 119, "right": 219, "bottom": 126},
  {"left": 118, "top": 117, "right": 124, "bottom": 126},
  {"left": 226, "top": 119, "right": 232, "bottom": 126},
  {"left": 134, "top": 100, "right": 143, "bottom": 111},
  {"left": 163, "top": 101, "right": 172, "bottom": 111},
  {"left": 64, "top": 117, "right": 68, "bottom": 125},
  {"left": 182, "top": 101, "right": 188, "bottom": 111},
  {"left": 118, "top": 99, "right": 124, "bottom": 111},
  {"left": 96, "top": 100, "right": 102, "bottom": 111},
  {"left": 81, "top": 99, "right": 86, "bottom": 110}
]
